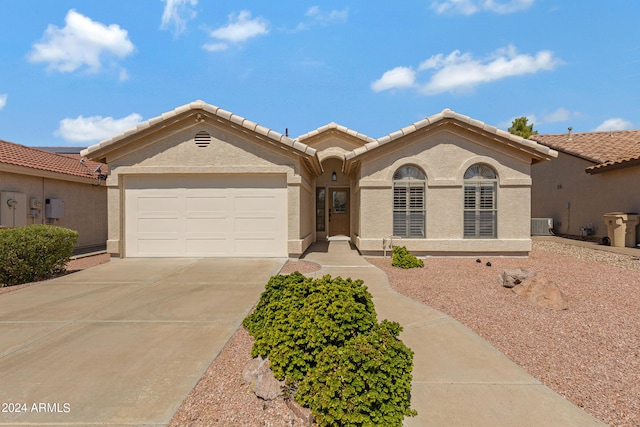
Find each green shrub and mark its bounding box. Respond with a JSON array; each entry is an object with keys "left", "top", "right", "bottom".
[
  {"left": 243, "top": 272, "right": 417, "bottom": 426},
  {"left": 243, "top": 272, "right": 377, "bottom": 382},
  {"left": 0, "top": 225, "right": 78, "bottom": 287},
  {"left": 297, "top": 320, "right": 417, "bottom": 427},
  {"left": 391, "top": 246, "right": 424, "bottom": 269}
]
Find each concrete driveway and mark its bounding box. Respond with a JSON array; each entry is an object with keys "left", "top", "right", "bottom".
[{"left": 0, "top": 257, "right": 284, "bottom": 426}]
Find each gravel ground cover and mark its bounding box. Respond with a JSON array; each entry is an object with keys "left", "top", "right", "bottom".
[{"left": 370, "top": 240, "right": 640, "bottom": 427}]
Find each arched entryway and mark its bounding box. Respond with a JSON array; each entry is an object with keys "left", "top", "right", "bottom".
[{"left": 316, "top": 157, "right": 350, "bottom": 238}]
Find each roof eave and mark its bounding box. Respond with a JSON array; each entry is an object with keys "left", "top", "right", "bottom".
[
  {"left": 586, "top": 157, "right": 640, "bottom": 174},
  {"left": 82, "top": 100, "right": 318, "bottom": 164},
  {"left": 344, "top": 110, "right": 558, "bottom": 164},
  {"left": 0, "top": 162, "right": 102, "bottom": 184}
]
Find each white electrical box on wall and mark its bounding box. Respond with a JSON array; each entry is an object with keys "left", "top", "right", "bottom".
[
  {"left": 0, "top": 191, "right": 27, "bottom": 227},
  {"left": 45, "top": 198, "right": 65, "bottom": 219}
]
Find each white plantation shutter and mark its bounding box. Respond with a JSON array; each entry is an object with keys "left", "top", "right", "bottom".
[
  {"left": 463, "top": 165, "right": 497, "bottom": 238},
  {"left": 393, "top": 185, "right": 408, "bottom": 236},
  {"left": 393, "top": 166, "right": 425, "bottom": 238}
]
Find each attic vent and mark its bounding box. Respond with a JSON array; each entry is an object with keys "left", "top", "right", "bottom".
[{"left": 194, "top": 131, "right": 212, "bottom": 148}]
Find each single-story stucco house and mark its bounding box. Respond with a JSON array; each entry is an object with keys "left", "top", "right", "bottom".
[
  {"left": 81, "top": 100, "right": 557, "bottom": 258},
  {"left": 530, "top": 129, "right": 640, "bottom": 246},
  {"left": 0, "top": 139, "right": 108, "bottom": 252}
]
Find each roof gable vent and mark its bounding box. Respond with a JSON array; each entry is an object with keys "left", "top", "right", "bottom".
[{"left": 194, "top": 131, "right": 212, "bottom": 148}]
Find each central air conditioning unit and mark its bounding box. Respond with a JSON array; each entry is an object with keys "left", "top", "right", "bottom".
[{"left": 531, "top": 218, "right": 554, "bottom": 236}]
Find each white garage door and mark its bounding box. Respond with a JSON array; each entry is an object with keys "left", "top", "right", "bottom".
[{"left": 125, "top": 175, "right": 287, "bottom": 257}]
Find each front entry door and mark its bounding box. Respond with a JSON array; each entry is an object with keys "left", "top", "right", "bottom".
[{"left": 329, "top": 188, "right": 350, "bottom": 236}]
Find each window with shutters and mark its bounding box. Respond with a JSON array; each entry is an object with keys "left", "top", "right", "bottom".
[
  {"left": 463, "top": 164, "right": 497, "bottom": 238},
  {"left": 393, "top": 165, "right": 426, "bottom": 238}
]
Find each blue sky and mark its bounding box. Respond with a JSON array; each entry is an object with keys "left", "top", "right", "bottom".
[{"left": 1, "top": 0, "right": 639, "bottom": 147}]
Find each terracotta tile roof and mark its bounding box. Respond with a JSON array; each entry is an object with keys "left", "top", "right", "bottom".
[
  {"left": 0, "top": 139, "right": 106, "bottom": 179},
  {"left": 529, "top": 130, "right": 640, "bottom": 172},
  {"left": 586, "top": 154, "right": 640, "bottom": 174}
]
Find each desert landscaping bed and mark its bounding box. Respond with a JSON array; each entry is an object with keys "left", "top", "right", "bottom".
[{"left": 370, "top": 240, "right": 640, "bottom": 427}]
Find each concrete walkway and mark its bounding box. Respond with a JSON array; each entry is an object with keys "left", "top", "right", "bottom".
[
  {"left": 0, "top": 257, "right": 284, "bottom": 426},
  {"left": 302, "top": 240, "right": 606, "bottom": 427}
]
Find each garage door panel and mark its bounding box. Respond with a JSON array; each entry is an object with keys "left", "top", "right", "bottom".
[
  {"left": 186, "top": 195, "right": 227, "bottom": 212},
  {"left": 125, "top": 175, "right": 286, "bottom": 257},
  {"left": 185, "top": 217, "right": 227, "bottom": 232},
  {"left": 136, "top": 197, "right": 180, "bottom": 212},
  {"left": 137, "top": 217, "right": 181, "bottom": 233},
  {"left": 234, "top": 195, "right": 278, "bottom": 212},
  {"left": 235, "top": 217, "right": 277, "bottom": 233}
]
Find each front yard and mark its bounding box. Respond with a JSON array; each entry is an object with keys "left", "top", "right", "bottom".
[{"left": 370, "top": 240, "right": 639, "bottom": 427}]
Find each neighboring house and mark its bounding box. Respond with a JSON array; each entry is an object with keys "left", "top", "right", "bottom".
[
  {"left": 0, "top": 139, "right": 108, "bottom": 252},
  {"left": 529, "top": 130, "right": 640, "bottom": 244},
  {"left": 81, "top": 100, "right": 556, "bottom": 258}
]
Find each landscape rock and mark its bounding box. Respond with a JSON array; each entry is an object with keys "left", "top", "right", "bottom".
[
  {"left": 286, "top": 399, "right": 315, "bottom": 426},
  {"left": 241, "top": 357, "right": 285, "bottom": 400},
  {"left": 501, "top": 268, "right": 536, "bottom": 288},
  {"left": 512, "top": 276, "right": 569, "bottom": 310}
]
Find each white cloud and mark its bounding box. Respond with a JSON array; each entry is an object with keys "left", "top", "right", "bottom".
[
  {"left": 484, "top": 0, "right": 535, "bottom": 14},
  {"left": 204, "top": 10, "right": 269, "bottom": 51},
  {"left": 56, "top": 113, "right": 143, "bottom": 142},
  {"left": 419, "top": 45, "right": 559, "bottom": 95},
  {"left": 431, "top": 0, "right": 534, "bottom": 15},
  {"left": 161, "top": 0, "right": 197, "bottom": 35},
  {"left": 371, "top": 67, "right": 416, "bottom": 92},
  {"left": 374, "top": 45, "right": 559, "bottom": 95},
  {"left": 593, "top": 118, "right": 634, "bottom": 132},
  {"left": 202, "top": 42, "right": 229, "bottom": 52},
  {"left": 0, "top": 94, "right": 6, "bottom": 110},
  {"left": 28, "top": 9, "right": 134, "bottom": 73},
  {"left": 431, "top": 0, "right": 479, "bottom": 15},
  {"left": 295, "top": 6, "right": 349, "bottom": 30},
  {"left": 542, "top": 108, "right": 576, "bottom": 123}
]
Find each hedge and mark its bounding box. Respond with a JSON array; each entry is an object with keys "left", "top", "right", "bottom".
[
  {"left": 243, "top": 272, "right": 416, "bottom": 426},
  {"left": 0, "top": 225, "right": 78, "bottom": 287}
]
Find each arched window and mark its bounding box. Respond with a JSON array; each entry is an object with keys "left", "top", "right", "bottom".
[
  {"left": 463, "top": 164, "right": 497, "bottom": 238},
  {"left": 393, "top": 165, "right": 426, "bottom": 238}
]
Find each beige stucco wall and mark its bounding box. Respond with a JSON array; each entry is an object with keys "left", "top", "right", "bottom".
[
  {"left": 288, "top": 165, "right": 315, "bottom": 256},
  {"left": 297, "top": 166, "right": 314, "bottom": 254},
  {"left": 531, "top": 151, "right": 640, "bottom": 243},
  {"left": 355, "top": 129, "right": 534, "bottom": 255},
  {"left": 101, "top": 122, "right": 312, "bottom": 257},
  {"left": 0, "top": 170, "right": 107, "bottom": 251}
]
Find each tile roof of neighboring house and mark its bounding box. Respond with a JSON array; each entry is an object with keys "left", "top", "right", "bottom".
[
  {"left": 0, "top": 139, "right": 106, "bottom": 180},
  {"left": 530, "top": 130, "right": 640, "bottom": 173},
  {"left": 37, "top": 146, "right": 87, "bottom": 154}
]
